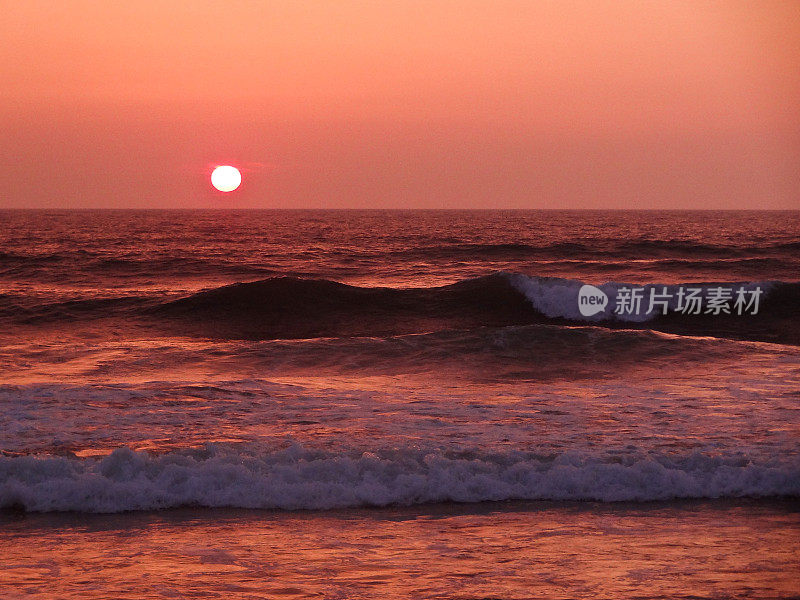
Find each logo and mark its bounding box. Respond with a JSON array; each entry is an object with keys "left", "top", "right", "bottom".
[
  {"left": 578, "top": 284, "right": 608, "bottom": 316},
  {"left": 575, "top": 284, "right": 763, "bottom": 318}
]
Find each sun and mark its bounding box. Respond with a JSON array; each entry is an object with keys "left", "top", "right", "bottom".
[{"left": 210, "top": 165, "right": 242, "bottom": 192}]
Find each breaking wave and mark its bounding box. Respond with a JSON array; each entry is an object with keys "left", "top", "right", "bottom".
[
  {"left": 1, "top": 445, "right": 798, "bottom": 513},
  {"left": 5, "top": 274, "right": 798, "bottom": 344},
  {"left": 153, "top": 275, "right": 799, "bottom": 344}
]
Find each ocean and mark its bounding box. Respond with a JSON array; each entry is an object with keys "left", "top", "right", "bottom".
[{"left": 1, "top": 209, "right": 799, "bottom": 599}]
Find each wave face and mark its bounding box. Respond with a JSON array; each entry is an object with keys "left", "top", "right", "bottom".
[
  {"left": 143, "top": 275, "right": 799, "bottom": 345},
  {"left": 2, "top": 445, "right": 798, "bottom": 513},
  {"left": 4, "top": 273, "right": 798, "bottom": 345},
  {"left": 151, "top": 274, "right": 539, "bottom": 339}
]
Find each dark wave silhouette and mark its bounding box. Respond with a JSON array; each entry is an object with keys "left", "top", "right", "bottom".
[
  {"left": 152, "top": 275, "right": 800, "bottom": 345},
  {"left": 153, "top": 274, "right": 539, "bottom": 340},
  {"left": 4, "top": 274, "right": 798, "bottom": 345}
]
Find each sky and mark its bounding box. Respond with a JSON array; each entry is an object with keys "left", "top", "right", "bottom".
[{"left": 1, "top": 1, "right": 798, "bottom": 209}]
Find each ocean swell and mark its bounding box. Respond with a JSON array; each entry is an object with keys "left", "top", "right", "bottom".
[
  {"left": 153, "top": 275, "right": 799, "bottom": 344},
  {"left": 5, "top": 274, "right": 798, "bottom": 345}
]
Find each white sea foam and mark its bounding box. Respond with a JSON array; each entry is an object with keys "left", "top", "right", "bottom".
[{"left": 1, "top": 445, "right": 797, "bottom": 513}]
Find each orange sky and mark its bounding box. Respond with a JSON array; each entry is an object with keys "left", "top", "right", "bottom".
[{"left": 2, "top": 1, "right": 798, "bottom": 208}]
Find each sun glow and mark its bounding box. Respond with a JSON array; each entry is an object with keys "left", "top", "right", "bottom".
[{"left": 210, "top": 165, "right": 242, "bottom": 192}]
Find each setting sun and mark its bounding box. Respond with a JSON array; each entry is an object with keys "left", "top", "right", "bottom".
[{"left": 210, "top": 165, "right": 241, "bottom": 192}]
